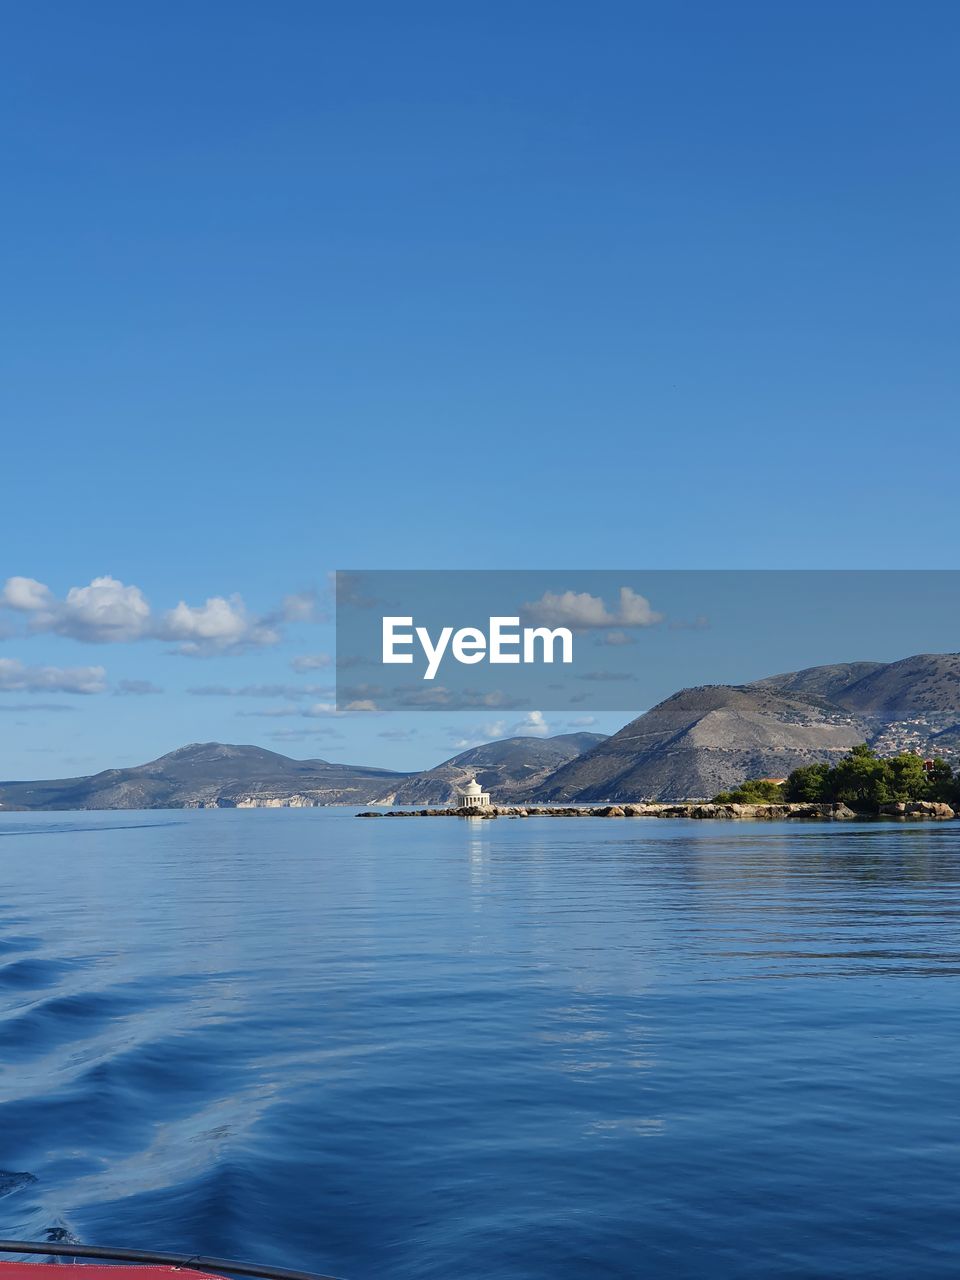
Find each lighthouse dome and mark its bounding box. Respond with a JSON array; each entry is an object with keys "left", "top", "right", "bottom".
[{"left": 461, "top": 778, "right": 483, "bottom": 796}]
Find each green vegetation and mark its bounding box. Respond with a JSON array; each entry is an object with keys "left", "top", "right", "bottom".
[
  {"left": 713, "top": 779, "right": 787, "bottom": 804},
  {"left": 714, "top": 744, "right": 960, "bottom": 812}
]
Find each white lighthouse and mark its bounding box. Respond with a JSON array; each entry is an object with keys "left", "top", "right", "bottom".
[{"left": 455, "top": 777, "right": 491, "bottom": 810}]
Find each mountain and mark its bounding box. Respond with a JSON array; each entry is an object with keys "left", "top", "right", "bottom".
[
  {"left": 752, "top": 662, "right": 886, "bottom": 703},
  {"left": 930, "top": 723, "right": 960, "bottom": 752},
  {"left": 0, "top": 743, "right": 409, "bottom": 811},
  {"left": 2, "top": 653, "right": 957, "bottom": 810},
  {"left": 821, "top": 653, "right": 960, "bottom": 718},
  {"left": 526, "top": 685, "right": 869, "bottom": 803},
  {"left": 0, "top": 733, "right": 605, "bottom": 812},
  {"left": 521, "top": 651, "right": 960, "bottom": 803},
  {"left": 390, "top": 731, "right": 607, "bottom": 805},
  {"left": 758, "top": 653, "right": 960, "bottom": 718}
]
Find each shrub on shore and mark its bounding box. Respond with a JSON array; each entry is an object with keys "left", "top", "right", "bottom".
[
  {"left": 713, "top": 779, "right": 787, "bottom": 804},
  {"left": 715, "top": 744, "right": 959, "bottom": 812}
]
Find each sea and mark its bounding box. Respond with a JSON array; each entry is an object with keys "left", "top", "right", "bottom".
[{"left": 1, "top": 808, "right": 959, "bottom": 1279}]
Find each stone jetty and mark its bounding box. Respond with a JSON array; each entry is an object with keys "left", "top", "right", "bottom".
[{"left": 358, "top": 800, "right": 956, "bottom": 821}]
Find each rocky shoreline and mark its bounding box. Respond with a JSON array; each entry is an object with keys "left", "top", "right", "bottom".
[{"left": 358, "top": 800, "right": 957, "bottom": 821}]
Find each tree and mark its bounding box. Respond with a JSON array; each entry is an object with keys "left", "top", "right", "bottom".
[
  {"left": 783, "top": 762, "right": 831, "bottom": 802},
  {"left": 714, "top": 779, "right": 786, "bottom": 803},
  {"left": 827, "top": 744, "right": 891, "bottom": 810},
  {"left": 749, "top": 746, "right": 958, "bottom": 813},
  {"left": 885, "top": 752, "right": 933, "bottom": 802},
  {"left": 925, "top": 758, "right": 955, "bottom": 804}
]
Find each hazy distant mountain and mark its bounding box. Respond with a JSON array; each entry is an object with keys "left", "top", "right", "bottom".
[
  {"left": 0, "top": 743, "right": 409, "bottom": 811},
  {"left": 391, "top": 731, "right": 607, "bottom": 805},
  {"left": 0, "top": 733, "right": 605, "bottom": 812},
  {"left": 526, "top": 686, "right": 869, "bottom": 803}
]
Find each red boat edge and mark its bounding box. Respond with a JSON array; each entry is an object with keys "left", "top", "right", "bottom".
[
  {"left": 0, "top": 1268, "right": 230, "bottom": 1280},
  {"left": 0, "top": 1244, "right": 341, "bottom": 1280}
]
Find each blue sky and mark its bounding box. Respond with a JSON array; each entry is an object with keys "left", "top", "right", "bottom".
[{"left": 1, "top": 2, "right": 958, "bottom": 779}]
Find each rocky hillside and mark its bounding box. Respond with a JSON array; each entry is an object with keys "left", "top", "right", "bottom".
[
  {"left": 758, "top": 653, "right": 960, "bottom": 718},
  {"left": 521, "top": 651, "right": 960, "bottom": 803},
  {"left": 826, "top": 653, "right": 960, "bottom": 718},
  {"left": 526, "top": 686, "right": 869, "bottom": 803},
  {"left": 751, "top": 662, "right": 885, "bottom": 703},
  {"left": 390, "top": 731, "right": 606, "bottom": 805}
]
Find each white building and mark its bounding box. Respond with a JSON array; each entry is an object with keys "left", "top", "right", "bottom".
[{"left": 456, "top": 777, "right": 491, "bottom": 809}]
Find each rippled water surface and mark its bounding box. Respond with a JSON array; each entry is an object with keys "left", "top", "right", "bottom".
[{"left": 1, "top": 810, "right": 959, "bottom": 1279}]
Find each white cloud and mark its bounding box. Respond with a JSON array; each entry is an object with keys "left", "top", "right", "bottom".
[
  {"left": 449, "top": 719, "right": 509, "bottom": 748},
  {"left": 4, "top": 575, "right": 150, "bottom": 642},
  {"left": 449, "top": 724, "right": 502, "bottom": 749},
  {"left": 0, "top": 658, "right": 107, "bottom": 694},
  {"left": 303, "top": 701, "right": 340, "bottom": 717},
  {"left": 522, "top": 586, "right": 663, "bottom": 630},
  {"left": 1, "top": 575, "right": 306, "bottom": 655},
  {"left": 159, "top": 595, "right": 279, "bottom": 654},
  {"left": 290, "top": 653, "right": 332, "bottom": 672},
  {"left": 2, "top": 576, "right": 56, "bottom": 612},
  {"left": 511, "top": 710, "right": 550, "bottom": 737},
  {"left": 304, "top": 698, "right": 381, "bottom": 716},
  {"left": 61, "top": 577, "right": 152, "bottom": 641},
  {"left": 449, "top": 711, "right": 550, "bottom": 749}
]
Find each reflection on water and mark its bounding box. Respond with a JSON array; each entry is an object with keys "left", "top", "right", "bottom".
[{"left": 0, "top": 810, "right": 959, "bottom": 1279}]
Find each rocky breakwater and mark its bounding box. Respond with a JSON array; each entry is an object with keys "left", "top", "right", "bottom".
[
  {"left": 357, "top": 801, "right": 955, "bottom": 820},
  {"left": 878, "top": 800, "right": 956, "bottom": 819}
]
